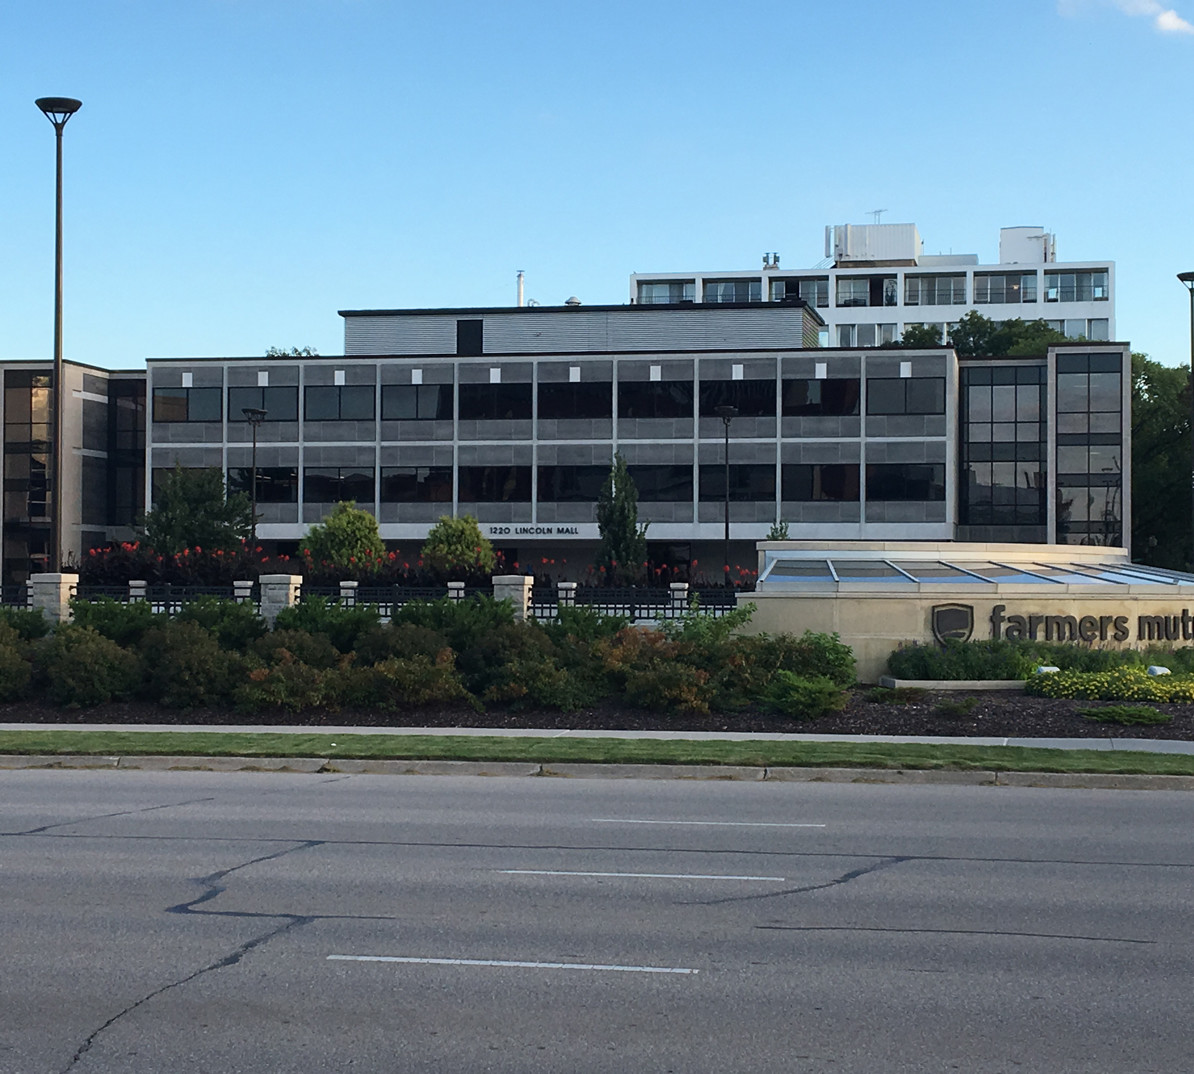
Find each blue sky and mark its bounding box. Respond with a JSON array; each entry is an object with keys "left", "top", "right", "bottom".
[{"left": 3, "top": 0, "right": 1193, "bottom": 368}]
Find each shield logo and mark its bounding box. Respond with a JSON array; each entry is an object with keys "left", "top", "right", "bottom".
[{"left": 931, "top": 603, "right": 974, "bottom": 644}]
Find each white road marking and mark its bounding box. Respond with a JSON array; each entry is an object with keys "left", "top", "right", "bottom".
[
  {"left": 591, "top": 818, "right": 826, "bottom": 828},
  {"left": 328, "top": 955, "right": 697, "bottom": 975},
  {"left": 499, "top": 869, "right": 785, "bottom": 881}
]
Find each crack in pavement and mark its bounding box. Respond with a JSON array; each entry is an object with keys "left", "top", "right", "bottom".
[
  {"left": 11, "top": 796, "right": 218, "bottom": 836},
  {"left": 690, "top": 855, "right": 912, "bottom": 906},
  {"left": 62, "top": 840, "right": 326, "bottom": 1072},
  {"left": 754, "top": 924, "right": 1157, "bottom": 944}
]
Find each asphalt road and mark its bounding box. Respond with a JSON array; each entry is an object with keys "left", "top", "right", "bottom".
[{"left": 2, "top": 771, "right": 1192, "bottom": 1073}]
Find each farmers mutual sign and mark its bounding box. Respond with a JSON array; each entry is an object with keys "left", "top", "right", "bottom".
[{"left": 985, "top": 604, "right": 1194, "bottom": 644}]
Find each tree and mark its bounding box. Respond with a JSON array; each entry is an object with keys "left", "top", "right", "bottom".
[
  {"left": 141, "top": 465, "right": 252, "bottom": 554},
  {"left": 420, "top": 515, "right": 496, "bottom": 579},
  {"left": 895, "top": 313, "right": 1070, "bottom": 356},
  {"left": 301, "top": 502, "right": 385, "bottom": 568},
  {"left": 265, "top": 346, "right": 319, "bottom": 357},
  {"left": 595, "top": 453, "right": 647, "bottom": 585},
  {"left": 893, "top": 323, "right": 942, "bottom": 348},
  {"left": 944, "top": 311, "right": 1002, "bottom": 357},
  {"left": 1131, "top": 352, "right": 1191, "bottom": 569}
]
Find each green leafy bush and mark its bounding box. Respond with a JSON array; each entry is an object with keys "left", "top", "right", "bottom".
[
  {"left": 419, "top": 515, "right": 496, "bottom": 579},
  {"left": 1079, "top": 704, "right": 1172, "bottom": 726},
  {"left": 0, "top": 607, "right": 51, "bottom": 640},
  {"left": 1027, "top": 666, "right": 1194, "bottom": 702},
  {"left": 657, "top": 601, "right": 755, "bottom": 645},
  {"left": 176, "top": 596, "right": 267, "bottom": 650},
  {"left": 35, "top": 626, "right": 140, "bottom": 707},
  {"left": 935, "top": 696, "right": 979, "bottom": 717},
  {"left": 301, "top": 501, "right": 386, "bottom": 569},
  {"left": 0, "top": 622, "right": 33, "bottom": 700},
  {"left": 69, "top": 598, "right": 158, "bottom": 648},
  {"left": 597, "top": 627, "right": 712, "bottom": 713},
  {"left": 252, "top": 628, "right": 341, "bottom": 670},
  {"left": 538, "top": 605, "right": 629, "bottom": 644},
  {"left": 331, "top": 652, "right": 476, "bottom": 712},
  {"left": 353, "top": 621, "right": 453, "bottom": 666},
  {"left": 761, "top": 671, "right": 848, "bottom": 719},
  {"left": 273, "top": 597, "right": 381, "bottom": 654},
  {"left": 139, "top": 620, "right": 244, "bottom": 709},
  {"left": 888, "top": 639, "right": 1037, "bottom": 681},
  {"left": 391, "top": 596, "right": 514, "bottom": 654},
  {"left": 235, "top": 653, "right": 330, "bottom": 713}
]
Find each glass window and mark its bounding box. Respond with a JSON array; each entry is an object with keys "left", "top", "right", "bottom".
[
  {"left": 782, "top": 464, "right": 860, "bottom": 501},
  {"left": 380, "top": 466, "right": 452, "bottom": 502},
  {"left": 381, "top": 384, "right": 452, "bottom": 421},
  {"left": 698, "top": 464, "right": 776, "bottom": 502},
  {"left": 837, "top": 325, "right": 856, "bottom": 347},
  {"left": 835, "top": 278, "right": 869, "bottom": 307},
  {"left": 638, "top": 281, "right": 695, "bottom": 304},
  {"left": 698, "top": 380, "right": 776, "bottom": 418},
  {"left": 704, "top": 280, "right": 761, "bottom": 303},
  {"left": 773, "top": 277, "right": 831, "bottom": 307},
  {"left": 782, "top": 379, "right": 860, "bottom": 417},
  {"left": 866, "top": 377, "right": 945, "bottom": 415},
  {"left": 303, "top": 467, "right": 375, "bottom": 503},
  {"left": 537, "top": 464, "right": 610, "bottom": 502},
  {"left": 228, "top": 386, "right": 298, "bottom": 422},
  {"left": 1045, "top": 270, "right": 1109, "bottom": 302},
  {"left": 905, "top": 275, "right": 966, "bottom": 306},
  {"left": 618, "top": 381, "right": 694, "bottom": 420},
  {"left": 538, "top": 382, "right": 613, "bottom": 420},
  {"left": 626, "top": 464, "right": 692, "bottom": 501},
  {"left": 866, "top": 464, "right": 946, "bottom": 501},
  {"left": 458, "top": 383, "right": 533, "bottom": 421},
  {"left": 304, "top": 385, "right": 375, "bottom": 421},
  {"left": 458, "top": 465, "right": 532, "bottom": 501},
  {"left": 227, "top": 466, "right": 298, "bottom": 503},
  {"left": 153, "top": 386, "right": 221, "bottom": 423},
  {"left": 974, "top": 273, "right": 1036, "bottom": 304}
]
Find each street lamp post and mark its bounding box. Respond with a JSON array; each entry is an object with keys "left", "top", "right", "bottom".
[
  {"left": 35, "top": 96, "right": 82, "bottom": 572},
  {"left": 714, "top": 405, "right": 738, "bottom": 587},
  {"left": 1178, "top": 272, "right": 1194, "bottom": 567},
  {"left": 243, "top": 407, "right": 267, "bottom": 549}
]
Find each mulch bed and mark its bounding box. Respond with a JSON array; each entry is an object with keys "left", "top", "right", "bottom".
[{"left": 4, "top": 692, "right": 1194, "bottom": 741}]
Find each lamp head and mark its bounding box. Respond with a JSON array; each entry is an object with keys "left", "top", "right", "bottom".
[
  {"left": 714, "top": 405, "right": 739, "bottom": 421},
  {"left": 1178, "top": 271, "right": 1194, "bottom": 289},
  {"left": 35, "top": 98, "right": 82, "bottom": 129},
  {"left": 242, "top": 407, "right": 267, "bottom": 425}
]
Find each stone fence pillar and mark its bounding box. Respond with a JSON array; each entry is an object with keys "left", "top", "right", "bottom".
[
  {"left": 30, "top": 573, "right": 79, "bottom": 624},
  {"left": 128, "top": 580, "right": 148, "bottom": 603},
  {"left": 233, "top": 580, "right": 254, "bottom": 605},
  {"left": 669, "top": 581, "right": 690, "bottom": 614},
  {"left": 447, "top": 581, "right": 466, "bottom": 603},
  {"left": 492, "top": 574, "right": 533, "bottom": 621},
  {"left": 258, "top": 574, "right": 302, "bottom": 626},
  {"left": 339, "top": 580, "right": 359, "bottom": 607},
  {"left": 557, "top": 581, "right": 578, "bottom": 608}
]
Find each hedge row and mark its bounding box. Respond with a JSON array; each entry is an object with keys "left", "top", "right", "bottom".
[{"left": 0, "top": 597, "right": 855, "bottom": 719}]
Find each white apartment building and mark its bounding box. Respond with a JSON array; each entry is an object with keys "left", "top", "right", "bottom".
[{"left": 630, "top": 224, "right": 1113, "bottom": 348}]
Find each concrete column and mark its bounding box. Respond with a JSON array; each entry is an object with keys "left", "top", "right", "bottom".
[
  {"left": 492, "top": 574, "right": 533, "bottom": 621},
  {"left": 339, "top": 580, "right": 359, "bottom": 607},
  {"left": 447, "top": 581, "right": 466, "bottom": 603},
  {"left": 557, "top": 581, "right": 578, "bottom": 608},
  {"left": 128, "top": 579, "right": 148, "bottom": 603},
  {"left": 233, "top": 580, "right": 254, "bottom": 605},
  {"left": 258, "top": 574, "right": 302, "bottom": 626},
  {"left": 29, "top": 572, "right": 78, "bottom": 624}
]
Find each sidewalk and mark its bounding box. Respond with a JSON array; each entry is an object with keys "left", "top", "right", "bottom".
[{"left": 3, "top": 723, "right": 1193, "bottom": 755}]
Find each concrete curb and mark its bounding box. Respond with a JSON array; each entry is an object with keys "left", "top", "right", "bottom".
[{"left": 3, "top": 754, "right": 1194, "bottom": 791}]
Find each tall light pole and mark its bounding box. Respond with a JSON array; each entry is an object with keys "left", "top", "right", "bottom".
[
  {"left": 1178, "top": 272, "right": 1194, "bottom": 567},
  {"left": 35, "top": 97, "right": 82, "bottom": 573},
  {"left": 715, "top": 405, "right": 738, "bottom": 587},
  {"left": 243, "top": 407, "right": 267, "bottom": 549}
]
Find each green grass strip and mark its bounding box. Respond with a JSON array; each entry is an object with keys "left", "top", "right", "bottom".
[{"left": 1, "top": 730, "right": 1193, "bottom": 776}]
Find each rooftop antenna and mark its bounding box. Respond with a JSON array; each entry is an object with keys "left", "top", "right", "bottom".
[
  {"left": 870, "top": 209, "right": 886, "bottom": 224},
  {"left": 517, "top": 270, "right": 525, "bottom": 307}
]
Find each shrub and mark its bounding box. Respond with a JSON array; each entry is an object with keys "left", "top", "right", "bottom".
[
  {"left": 139, "top": 620, "right": 243, "bottom": 709},
  {"left": 864, "top": 686, "right": 925, "bottom": 705},
  {"left": 234, "top": 652, "right": 330, "bottom": 713},
  {"left": 935, "top": 696, "right": 979, "bottom": 717},
  {"left": 420, "top": 515, "right": 496, "bottom": 580},
  {"left": 0, "top": 607, "right": 51, "bottom": 640},
  {"left": 391, "top": 595, "right": 514, "bottom": 654},
  {"left": 1079, "top": 704, "right": 1172, "bottom": 726},
  {"left": 36, "top": 626, "right": 141, "bottom": 707},
  {"left": 69, "top": 598, "right": 159, "bottom": 648},
  {"left": 887, "top": 639, "right": 1037, "bottom": 681},
  {"left": 598, "top": 627, "right": 712, "bottom": 713},
  {"left": 1027, "top": 666, "right": 1194, "bottom": 703},
  {"left": 657, "top": 601, "right": 755, "bottom": 645},
  {"left": 538, "top": 605, "right": 629, "bottom": 645},
  {"left": 331, "top": 651, "right": 476, "bottom": 712},
  {"left": 176, "top": 596, "right": 267, "bottom": 650},
  {"left": 301, "top": 501, "right": 386, "bottom": 570},
  {"left": 273, "top": 597, "right": 381, "bottom": 654},
  {"left": 252, "top": 628, "right": 341, "bottom": 669},
  {"left": 761, "top": 672, "right": 848, "bottom": 719},
  {"left": 0, "top": 623, "right": 33, "bottom": 701},
  {"left": 353, "top": 621, "right": 453, "bottom": 666}
]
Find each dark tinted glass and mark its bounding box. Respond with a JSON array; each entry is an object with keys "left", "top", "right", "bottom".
[
  {"left": 262, "top": 386, "right": 298, "bottom": 421},
  {"left": 865, "top": 464, "right": 946, "bottom": 501},
  {"left": 459, "top": 383, "right": 533, "bottom": 421},
  {"left": 698, "top": 380, "right": 776, "bottom": 417},
  {"left": 380, "top": 466, "right": 453, "bottom": 502},
  {"left": 782, "top": 464, "right": 860, "bottom": 501},
  {"left": 782, "top": 379, "right": 860, "bottom": 416},
  {"left": 538, "top": 383, "right": 613, "bottom": 420},
  {"left": 187, "top": 388, "right": 222, "bottom": 422},
  {"left": 698, "top": 464, "right": 776, "bottom": 501},
  {"left": 228, "top": 467, "right": 298, "bottom": 502},
  {"left": 382, "top": 384, "right": 453, "bottom": 420},
  {"left": 536, "top": 465, "right": 610, "bottom": 502},
  {"left": 152, "top": 388, "right": 188, "bottom": 423},
  {"left": 457, "top": 465, "right": 532, "bottom": 501},
  {"left": 339, "top": 385, "right": 375, "bottom": 420},
  {"left": 618, "top": 381, "right": 694, "bottom": 419},
  {"left": 626, "top": 464, "right": 692, "bottom": 501},
  {"left": 304, "top": 467, "right": 341, "bottom": 502},
  {"left": 305, "top": 386, "right": 340, "bottom": 420}
]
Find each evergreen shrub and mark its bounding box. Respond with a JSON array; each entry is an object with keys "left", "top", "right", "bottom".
[
  {"left": 36, "top": 626, "right": 140, "bottom": 707},
  {"left": 69, "top": 598, "right": 158, "bottom": 648},
  {"left": 274, "top": 597, "right": 381, "bottom": 654}
]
